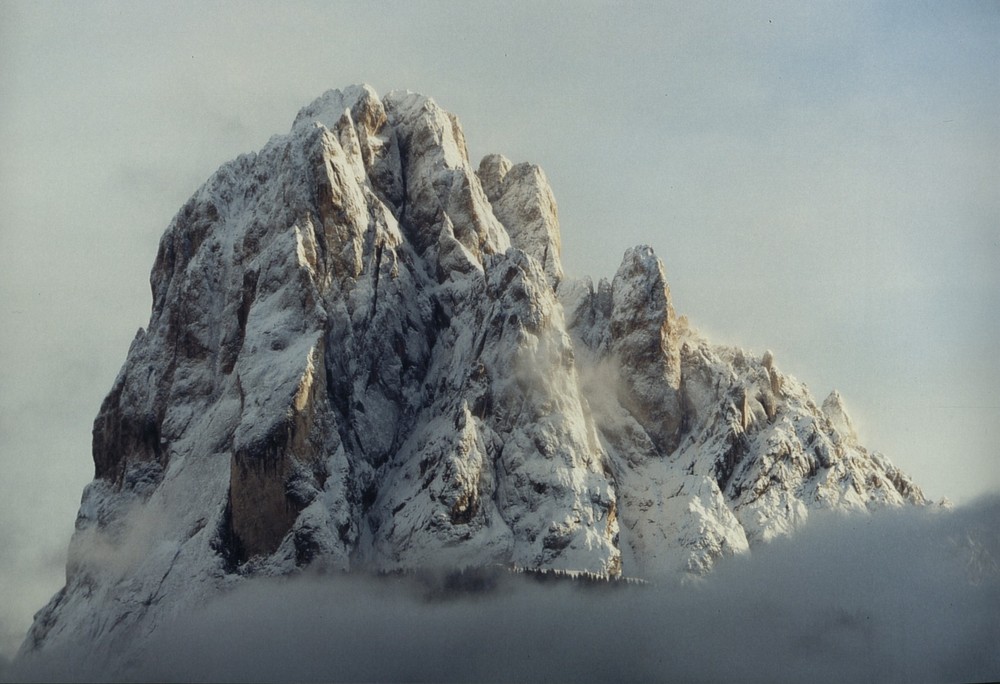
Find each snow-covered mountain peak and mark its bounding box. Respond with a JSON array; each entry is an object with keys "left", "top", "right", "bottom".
[
  {"left": 20, "top": 85, "right": 926, "bottom": 664},
  {"left": 293, "top": 84, "right": 369, "bottom": 126},
  {"left": 607, "top": 245, "right": 683, "bottom": 454},
  {"left": 822, "top": 389, "right": 859, "bottom": 445},
  {"left": 477, "top": 153, "right": 563, "bottom": 287}
]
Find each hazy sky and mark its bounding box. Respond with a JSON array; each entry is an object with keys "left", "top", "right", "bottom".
[{"left": 1, "top": 0, "right": 997, "bottom": 661}]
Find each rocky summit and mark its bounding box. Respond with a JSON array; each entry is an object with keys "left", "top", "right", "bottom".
[{"left": 22, "top": 85, "right": 924, "bottom": 661}]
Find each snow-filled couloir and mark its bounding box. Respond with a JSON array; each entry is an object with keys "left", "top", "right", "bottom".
[{"left": 21, "top": 85, "right": 925, "bottom": 661}]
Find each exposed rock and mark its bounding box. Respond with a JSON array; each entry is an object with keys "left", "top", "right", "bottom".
[
  {"left": 823, "top": 390, "right": 858, "bottom": 445},
  {"left": 608, "top": 245, "right": 683, "bottom": 454},
  {"left": 478, "top": 154, "right": 564, "bottom": 287},
  {"left": 383, "top": 91, "right": 509, "bottom": 265}
]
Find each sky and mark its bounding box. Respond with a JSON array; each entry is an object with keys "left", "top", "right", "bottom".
[{"left": 0, "top": 0, "right": 997, "bottom": 663}]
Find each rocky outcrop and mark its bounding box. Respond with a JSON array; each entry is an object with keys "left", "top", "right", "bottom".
[
  {"left": 21, "top": 85, "right": 926, "bottom": 664},
  {"left": 822, "top": 390, "right": 858, "bottom": 445},
  {"left": 608, "top": 246, "right": 684, "bottom": 454},
  {"left": 478, "top": 154, "right": 563, "bottom": 287}
]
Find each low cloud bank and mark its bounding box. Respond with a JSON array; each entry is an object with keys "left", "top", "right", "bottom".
[{"left": 8, "top": 497, "right": 999, "bottom": 683}]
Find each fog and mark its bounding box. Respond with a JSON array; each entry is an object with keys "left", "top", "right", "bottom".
[{"left": 7, "top": 497, "right": 997, "bottom": 684}]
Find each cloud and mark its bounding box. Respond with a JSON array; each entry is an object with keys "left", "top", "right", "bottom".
[{"left": 7, "top": 497, "right": 998, "bottom": 683}]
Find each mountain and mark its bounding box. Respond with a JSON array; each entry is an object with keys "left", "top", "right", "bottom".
[{"left": 19, "top": 85, "right": 925, "bottom": 662}]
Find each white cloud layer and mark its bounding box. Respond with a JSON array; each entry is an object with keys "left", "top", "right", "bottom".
[{"left": 6, "top": 498, "right": 998, "bottom": 683}]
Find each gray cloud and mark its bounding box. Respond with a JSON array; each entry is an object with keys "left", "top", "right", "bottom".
[{"left": 8, "top": 498, "right": 998, "bottom": 683}]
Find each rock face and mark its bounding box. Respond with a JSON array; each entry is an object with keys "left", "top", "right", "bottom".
[{"left": 21, "top": 85, "right": 925, "bottom": 662}]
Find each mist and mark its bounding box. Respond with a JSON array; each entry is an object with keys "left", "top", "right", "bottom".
[{"left": 8, "top": 497, "right": 997, "bottom": 684}]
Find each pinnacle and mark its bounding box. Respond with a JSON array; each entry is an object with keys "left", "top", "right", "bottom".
[{"left": 293, "top": 84, "right": 382, "bottom": 131}]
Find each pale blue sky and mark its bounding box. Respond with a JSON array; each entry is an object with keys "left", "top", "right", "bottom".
[{"left": 1, "top": 0, "right": 997, "bottom": 657}]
